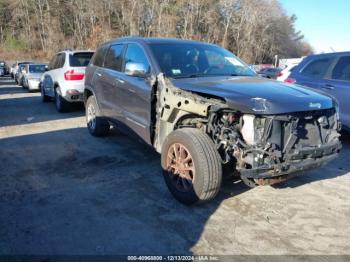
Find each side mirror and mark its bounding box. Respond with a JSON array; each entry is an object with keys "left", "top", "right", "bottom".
[{"left": 125, "top": 62, "right": 148, "bottom": 78}]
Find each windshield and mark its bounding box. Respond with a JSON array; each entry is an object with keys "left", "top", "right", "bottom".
[
  {"left": 29, "top": 64, "right": 46, "bottom": 73},
  {"left": 149, "top": 43, "right": 256, "bottom": 78}
]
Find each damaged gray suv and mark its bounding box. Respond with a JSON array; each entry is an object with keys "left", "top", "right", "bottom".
[{"left": 84, "top": 37, "right": 341, "bottom": 205}]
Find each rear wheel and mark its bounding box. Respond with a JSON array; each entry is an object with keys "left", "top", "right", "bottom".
[
  {"left": 86, "top": 95, "right": 110, "bottom": 137},
  {"left": 54, "top": 88, "right": 70, "bottom": 112},
  {"left": 161, "top": 128, "right": 222, "bottom": 205}
]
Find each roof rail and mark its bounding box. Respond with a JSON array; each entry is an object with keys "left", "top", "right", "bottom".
[{"left": 58, "top": 48, "right": 74, "bottom": 52}]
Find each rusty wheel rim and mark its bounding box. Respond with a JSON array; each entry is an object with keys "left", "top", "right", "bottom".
[{"left": 166, "top": 143, "right": 195, "bottom": 192}]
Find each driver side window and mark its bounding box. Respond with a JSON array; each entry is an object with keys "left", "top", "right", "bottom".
[{"left": 123, "top": 44, "right": 151, "bottom": 74}]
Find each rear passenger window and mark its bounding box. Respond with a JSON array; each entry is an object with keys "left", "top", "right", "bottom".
[
  {"left": 48, "top": 55, "right": 58, "bottom": 70},
  {"left": 301, "top": 57, "right": 334, "bottom": 78},
  {"left": 92, "top": 46, "right": 108, "bottom": 67},
  {"left": 331, "top": 56, "right": 350, "bottom": 82},
  {"left": 55, "top": 53, "right": 65, "bottom": 69},
  {"left": 104, "top": 45, "right": 124, "bottom": 71},
  {"left": 69, "top": 52, "right": 94, "bottom": 67}
]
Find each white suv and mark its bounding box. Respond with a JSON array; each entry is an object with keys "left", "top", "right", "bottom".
[{"left": 40, "top": 50, "right": 94, "bottom": 112}]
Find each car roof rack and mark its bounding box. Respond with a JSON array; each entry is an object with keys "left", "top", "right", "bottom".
[{"left": 58, "top": 48, "right": 74, "bottom": 52}]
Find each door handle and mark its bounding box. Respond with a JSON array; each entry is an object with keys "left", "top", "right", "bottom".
[{"left": 322, "top": 84, "right": 334, "bottom": 90}]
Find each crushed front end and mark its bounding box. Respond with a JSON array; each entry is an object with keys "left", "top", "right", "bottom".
[{"left": 207, "top": 107, "right": 342, "bottom": 186}]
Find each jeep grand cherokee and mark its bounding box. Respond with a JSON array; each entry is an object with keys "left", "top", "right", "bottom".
[{"left": 84, "top": 37, "right": 341, "bottom": 205}]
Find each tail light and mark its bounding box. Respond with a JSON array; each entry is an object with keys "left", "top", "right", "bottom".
[
  {"left": 277, "top": 71, "right": 283, "bottom": 77},
  {"left": 64, "top": 69, "right": 84, "bottom": 81},
  {"left": 284, "top": 78, "right": 296, "bottom": 84}
]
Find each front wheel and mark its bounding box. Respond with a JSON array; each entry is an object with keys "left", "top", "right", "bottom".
[{"left": 161, "top": 128, "right": 222, "bottom": 205}]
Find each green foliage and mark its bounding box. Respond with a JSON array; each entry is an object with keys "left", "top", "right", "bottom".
[{"left": 3, "top": 36, "right": 27, "bottom": 51}]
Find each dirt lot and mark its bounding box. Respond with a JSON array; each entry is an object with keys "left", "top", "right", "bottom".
[{"left": 0, "top": 76, "right": 350, "bottom": 255}]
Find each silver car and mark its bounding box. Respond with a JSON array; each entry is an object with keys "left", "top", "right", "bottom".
[
  {"left": 22, "top": 64, "right": 47, "bottom": 91},
  {"left": 15, "top": 64, "right": 27, "bottom": 85},
  {"left": 13, "top": 61, "right": 32, "bottom": 82}
]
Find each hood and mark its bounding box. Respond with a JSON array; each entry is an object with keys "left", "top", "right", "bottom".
[{"left": 170, "top": 76, "right": 334, "bottom": 114}]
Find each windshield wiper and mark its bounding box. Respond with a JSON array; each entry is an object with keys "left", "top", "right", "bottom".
[{"left": 171, "top": 73, "right": 252, "bottom": 79}]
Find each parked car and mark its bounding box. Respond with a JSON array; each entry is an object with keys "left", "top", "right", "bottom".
[
  {"left": 276, "top": 63, "right": 298, "bottom": 82},
  {"left": 84, "top": 37, "right": 341, "bottom": 205},
  {"left": 15, "top": 64, "right": 27, "bottom": 85},
  {"left": 0, "top": 61, "right": 8, "bottom": 76},
  {"left": 40, "top": 49, "right": 94, "bottom": 112},
  {"left": 14, "top": 61, "right": 32, "bottom": 83},
  {"left": 22, "top": 64, "right": 47, "bottom": 91},
  {"left": 0, "top": 66, "right": 5, "bottom": 77},
  {"left": 258, "top": 67, "right": 282, "bottom": 79},
  {"left": 10, "top": 63, "right": 16, "bottom": 78},
  {"left": 286, "top": 51, "right": 350, "bottom": 130}
]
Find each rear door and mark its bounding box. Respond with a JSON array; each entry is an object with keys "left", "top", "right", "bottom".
[
  {"left": 86, "top": 45, "right": 108, "bottom": 109},
  {"left": 97, "top": 44, "right": 125, "bottom": 119},
  {"left": 49, "top": 53, "right": 66, "bottom": 89},
  {"left": 322, "top": 55, "right": 350, "bottom": 128},
  {"left": 43, "top": 54, "right": 60, "bottom": 97}
]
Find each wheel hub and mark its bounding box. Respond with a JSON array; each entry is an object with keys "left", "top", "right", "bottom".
[
  {"left": 87, "top": 104, "right": 96, "bottom": 130},
  {"left": 166, "top": 143, "right": 195, "bottom": 192}
]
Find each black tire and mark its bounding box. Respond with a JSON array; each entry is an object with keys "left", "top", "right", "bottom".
[
  {"left": 85, "top": 95, "right": 110, "bottom": 137},
  {"left": 40, "top": 84, "right": 51, "bottom": 102},
  {"left": 54, "top": 88, "right": 70, "bottom": 112},
  {"left": 161, "top": 128, "right": 222, "bottom": 205}
]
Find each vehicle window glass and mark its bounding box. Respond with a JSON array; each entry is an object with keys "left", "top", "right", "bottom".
[
  {"left": 331, "top": 56, "right": 350, "bottom": 82},
  {"left": 123, "top": 44, "right": 150, "bottom": 74},
  {"left": 48, "top": 55, "right": 57, "bottom": 70},
  {"left": 53, "top": 53, "right": 65, "bottom": 69},
  {"left": 92, "top": 46, "right": 108, "bottom": 67},
  {"left": 104, "top": 44, "right": 124, "bottom": 71},
  {"left": 205, "top": 50, "right": 225, "bottom": 67},
  {"left": 301, "top": 57, "right": 334, "bottom": 78},
  {"left": 150, "top": 43, "right": 255, "bottom": 78},
  {"left": 19, "top": 64, "right": 26, "bottom": 72},
  {"left": 289, "top": 65, "right": 297, "bottom": 72},
  {"left": 69, "top": 52, "right": 94, "bottom": 67},
  {"left": 29, "top": 64, "right": 46, "bottom": 73},
  {"left": 57, "top": 53, "right": 66, "bottom": 68}
]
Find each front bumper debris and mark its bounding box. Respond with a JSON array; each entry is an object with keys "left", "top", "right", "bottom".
[{"left": 239, "top": 140, "right": 341, "bottom": 182}]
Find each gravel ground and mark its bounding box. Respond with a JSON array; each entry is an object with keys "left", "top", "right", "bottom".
[{"left": 0, "top": 76, "right": 350, "bottom": 255}]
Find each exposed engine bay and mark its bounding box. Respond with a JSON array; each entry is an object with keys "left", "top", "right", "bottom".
[
  {"left": 153, "top": 73, "right": 342, "bottom": 186},
  {"left": 206, "top": 107, "right": 342, "bottom": 186}
]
